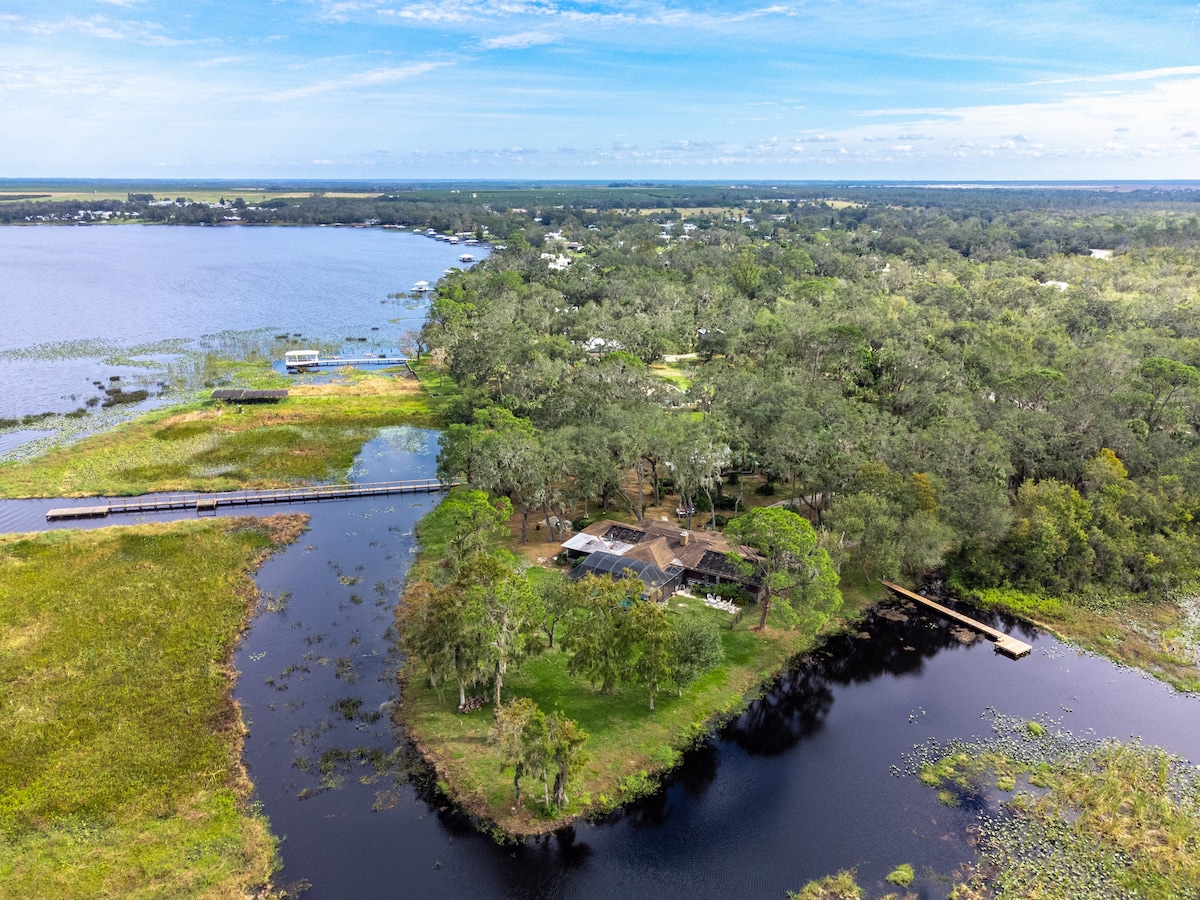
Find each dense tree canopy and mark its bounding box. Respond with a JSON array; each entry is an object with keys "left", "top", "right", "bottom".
[{"left": 414, "top": 184, "right": 1200, "bottom": 614}]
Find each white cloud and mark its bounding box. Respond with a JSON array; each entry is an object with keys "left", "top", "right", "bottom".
[
  {"left": 6, "top": 14, "right": 194, "bottom": 46},
  {"left": 481, "top": 30, "right": 558, "bottom": 49},
  {"left": 1024, "top": 65, "right": 1200, "bottom": 87},
  {"left": 268, "top": 62, "right": 446, "bottom": 101}
]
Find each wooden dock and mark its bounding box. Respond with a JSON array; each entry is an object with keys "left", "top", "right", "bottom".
[
  {"left": 45, "top": 479, "right": 455, "bottom": 522},
  {"left": 881, "top": 581, "right": 1032, "bottom": 659}
]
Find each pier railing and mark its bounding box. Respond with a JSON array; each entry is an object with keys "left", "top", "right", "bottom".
[{"left": 46, "top": 479, "right": 456, "bottom": 521}]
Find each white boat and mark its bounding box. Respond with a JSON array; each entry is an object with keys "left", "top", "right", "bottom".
[
  {"left": 458, "top": 253, "right": 475, "bottom": 263},
  {"left": 412, "top": 280, "right": 431, "bottom": 292}
]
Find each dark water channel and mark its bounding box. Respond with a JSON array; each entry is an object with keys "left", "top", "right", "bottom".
[{"left": 9, "top": 430, "right": 1199, "bottom": 899}]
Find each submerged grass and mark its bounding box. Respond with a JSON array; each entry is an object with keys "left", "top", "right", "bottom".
[
  {"left": 0, "top": 372, "right": 434, "bottom": 498},
  {"left": 0, "top": 514, "right": 307, "bottom": 898}
]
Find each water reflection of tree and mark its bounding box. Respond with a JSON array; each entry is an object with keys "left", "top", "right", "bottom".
[
  {"left": 726, "top": 604, "right": 963, "bottom": 757},
  {"left": 727, "top": 665, "right": 835, "bottom": 756},
  {"left": 616, "top": 742, "right": 721, "bottom": 829}
]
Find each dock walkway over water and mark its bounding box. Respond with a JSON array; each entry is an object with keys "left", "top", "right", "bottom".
[
  {"left": 284, "top": 351, "right": 413, "bottom": 372},
  {"left": 881, "top": 581, "right": 1032, "bottom": 659},
  {"left": 46, "top": 478, "right": 455, "bottom": 522}
]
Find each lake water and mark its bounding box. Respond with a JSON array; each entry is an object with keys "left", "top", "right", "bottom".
[{"left": 0, "top": 226, "right": 478, "bottom": 453}]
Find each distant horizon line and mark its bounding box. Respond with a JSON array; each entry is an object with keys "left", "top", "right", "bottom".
[{"left": 3, "top": 177, "right": 1200, "bottom": 191}]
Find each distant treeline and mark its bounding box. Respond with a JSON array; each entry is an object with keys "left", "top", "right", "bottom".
[{"left": 3, "top": 185, "right": 1199, "bottom": 256}]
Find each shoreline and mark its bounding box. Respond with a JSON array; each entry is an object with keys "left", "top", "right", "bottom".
[{"left": 392, "top": 548, "right": 886, "bottom": 838}]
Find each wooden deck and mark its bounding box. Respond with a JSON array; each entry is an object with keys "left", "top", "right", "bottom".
[
  {"left": 881, "top": 581, "right": 1033, "bottom": 659},
  {"left": 45, "top": 479, "right": 455, "bottom": 522}
]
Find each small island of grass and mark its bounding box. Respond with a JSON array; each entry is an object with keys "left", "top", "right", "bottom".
[{"left": 0, "top": 367, "right": 433, "bottom": 499}]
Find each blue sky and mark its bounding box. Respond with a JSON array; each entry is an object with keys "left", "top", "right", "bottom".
[{"left": 2, "top": 1, "right": 1200, "bottom": 179}]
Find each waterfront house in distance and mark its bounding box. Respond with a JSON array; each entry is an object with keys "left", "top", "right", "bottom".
[{"left": 561, "top": 519, "right": 763, "bottom": 601}]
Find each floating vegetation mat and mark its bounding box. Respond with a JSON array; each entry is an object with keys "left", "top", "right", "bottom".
[{"left": 902, "top": 710, "right": 1200, "bottom": 899}]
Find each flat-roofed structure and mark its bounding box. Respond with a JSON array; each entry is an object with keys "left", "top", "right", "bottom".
[{"left": 284, "top": 349, "right": 320, "bottom": 369}]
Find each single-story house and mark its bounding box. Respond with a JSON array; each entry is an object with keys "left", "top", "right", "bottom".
[{"left": 561, "top": 519, "right": 763, "bottom": 602}]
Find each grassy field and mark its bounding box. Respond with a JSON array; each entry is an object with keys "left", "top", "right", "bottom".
[
  {"left": 398, "top": 494, "right": 885, "bottom": 836},
  {"left": 0, "top": 372, "right": 434, "bottom": 498},
  {"left": 0, "top": 515, "right": 307, "bottom": 898}
]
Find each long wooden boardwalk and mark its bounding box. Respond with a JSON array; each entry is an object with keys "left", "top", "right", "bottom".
[
  {"left": 881, "top": 581, "right": 1032, "bottom": 659},
  {"left": 45, "top": 479, "right": 455, "bottom": 522}
]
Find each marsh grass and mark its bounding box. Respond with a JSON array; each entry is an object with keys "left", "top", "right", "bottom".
[
  {"left": 0, "top": 373, "right": 433, "bottom": 498},
  {"left": 787, "top": 869, "right": 864, "bottom": 899},
  {"left": 0, "top": 515, "right": 306, "bottom": 898},
  {"left": 916, "top": 715, "right": 1200, "bottom": 899}
]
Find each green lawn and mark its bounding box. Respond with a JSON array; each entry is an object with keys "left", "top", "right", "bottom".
[
  {"left": 0, "top": 515, "right": 305, "bottom": 898},
  {"left": 401, "top": 567, "right": 885, "bottom": 835}
]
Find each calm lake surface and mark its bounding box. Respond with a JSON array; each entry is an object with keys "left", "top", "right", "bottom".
[
  {"left": 0, "top": 226, "right": 476, "bottom": 435},
  {"left": 3, "top": 228, "right": 1198, "bottom": 899}
]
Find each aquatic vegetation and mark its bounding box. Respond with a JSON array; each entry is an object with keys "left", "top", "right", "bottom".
[
  {"left": 0, "top": 375, "right": 434, "bottom": 497},
  {"left": 788, "top": 870, "right": 863, "bottom": 899},
  {"left": 911, "top": 711, "right": 1200, "bottom": 899},
  {"left": 885, "top": 864, "right": 914, "bottom": 887}
]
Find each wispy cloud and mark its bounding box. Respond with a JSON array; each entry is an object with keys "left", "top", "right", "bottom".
[
  {"left": 481, "top": 30, "right": 558, "bottom": 49},
  {"left": 1024, "top": 65, "right": 1200, "bottom": 87},
  {"left": 267, "top": 62, "right": 446, "bottom": 101},
  {"left": 4, "top": 13, "right": 196, "bottom": 46},
  {"left": 197, "top": 56, "right": 246, "bottom": 68},
  {"left": 369, "top": 0, "right": 794, "bottom": 32}
]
